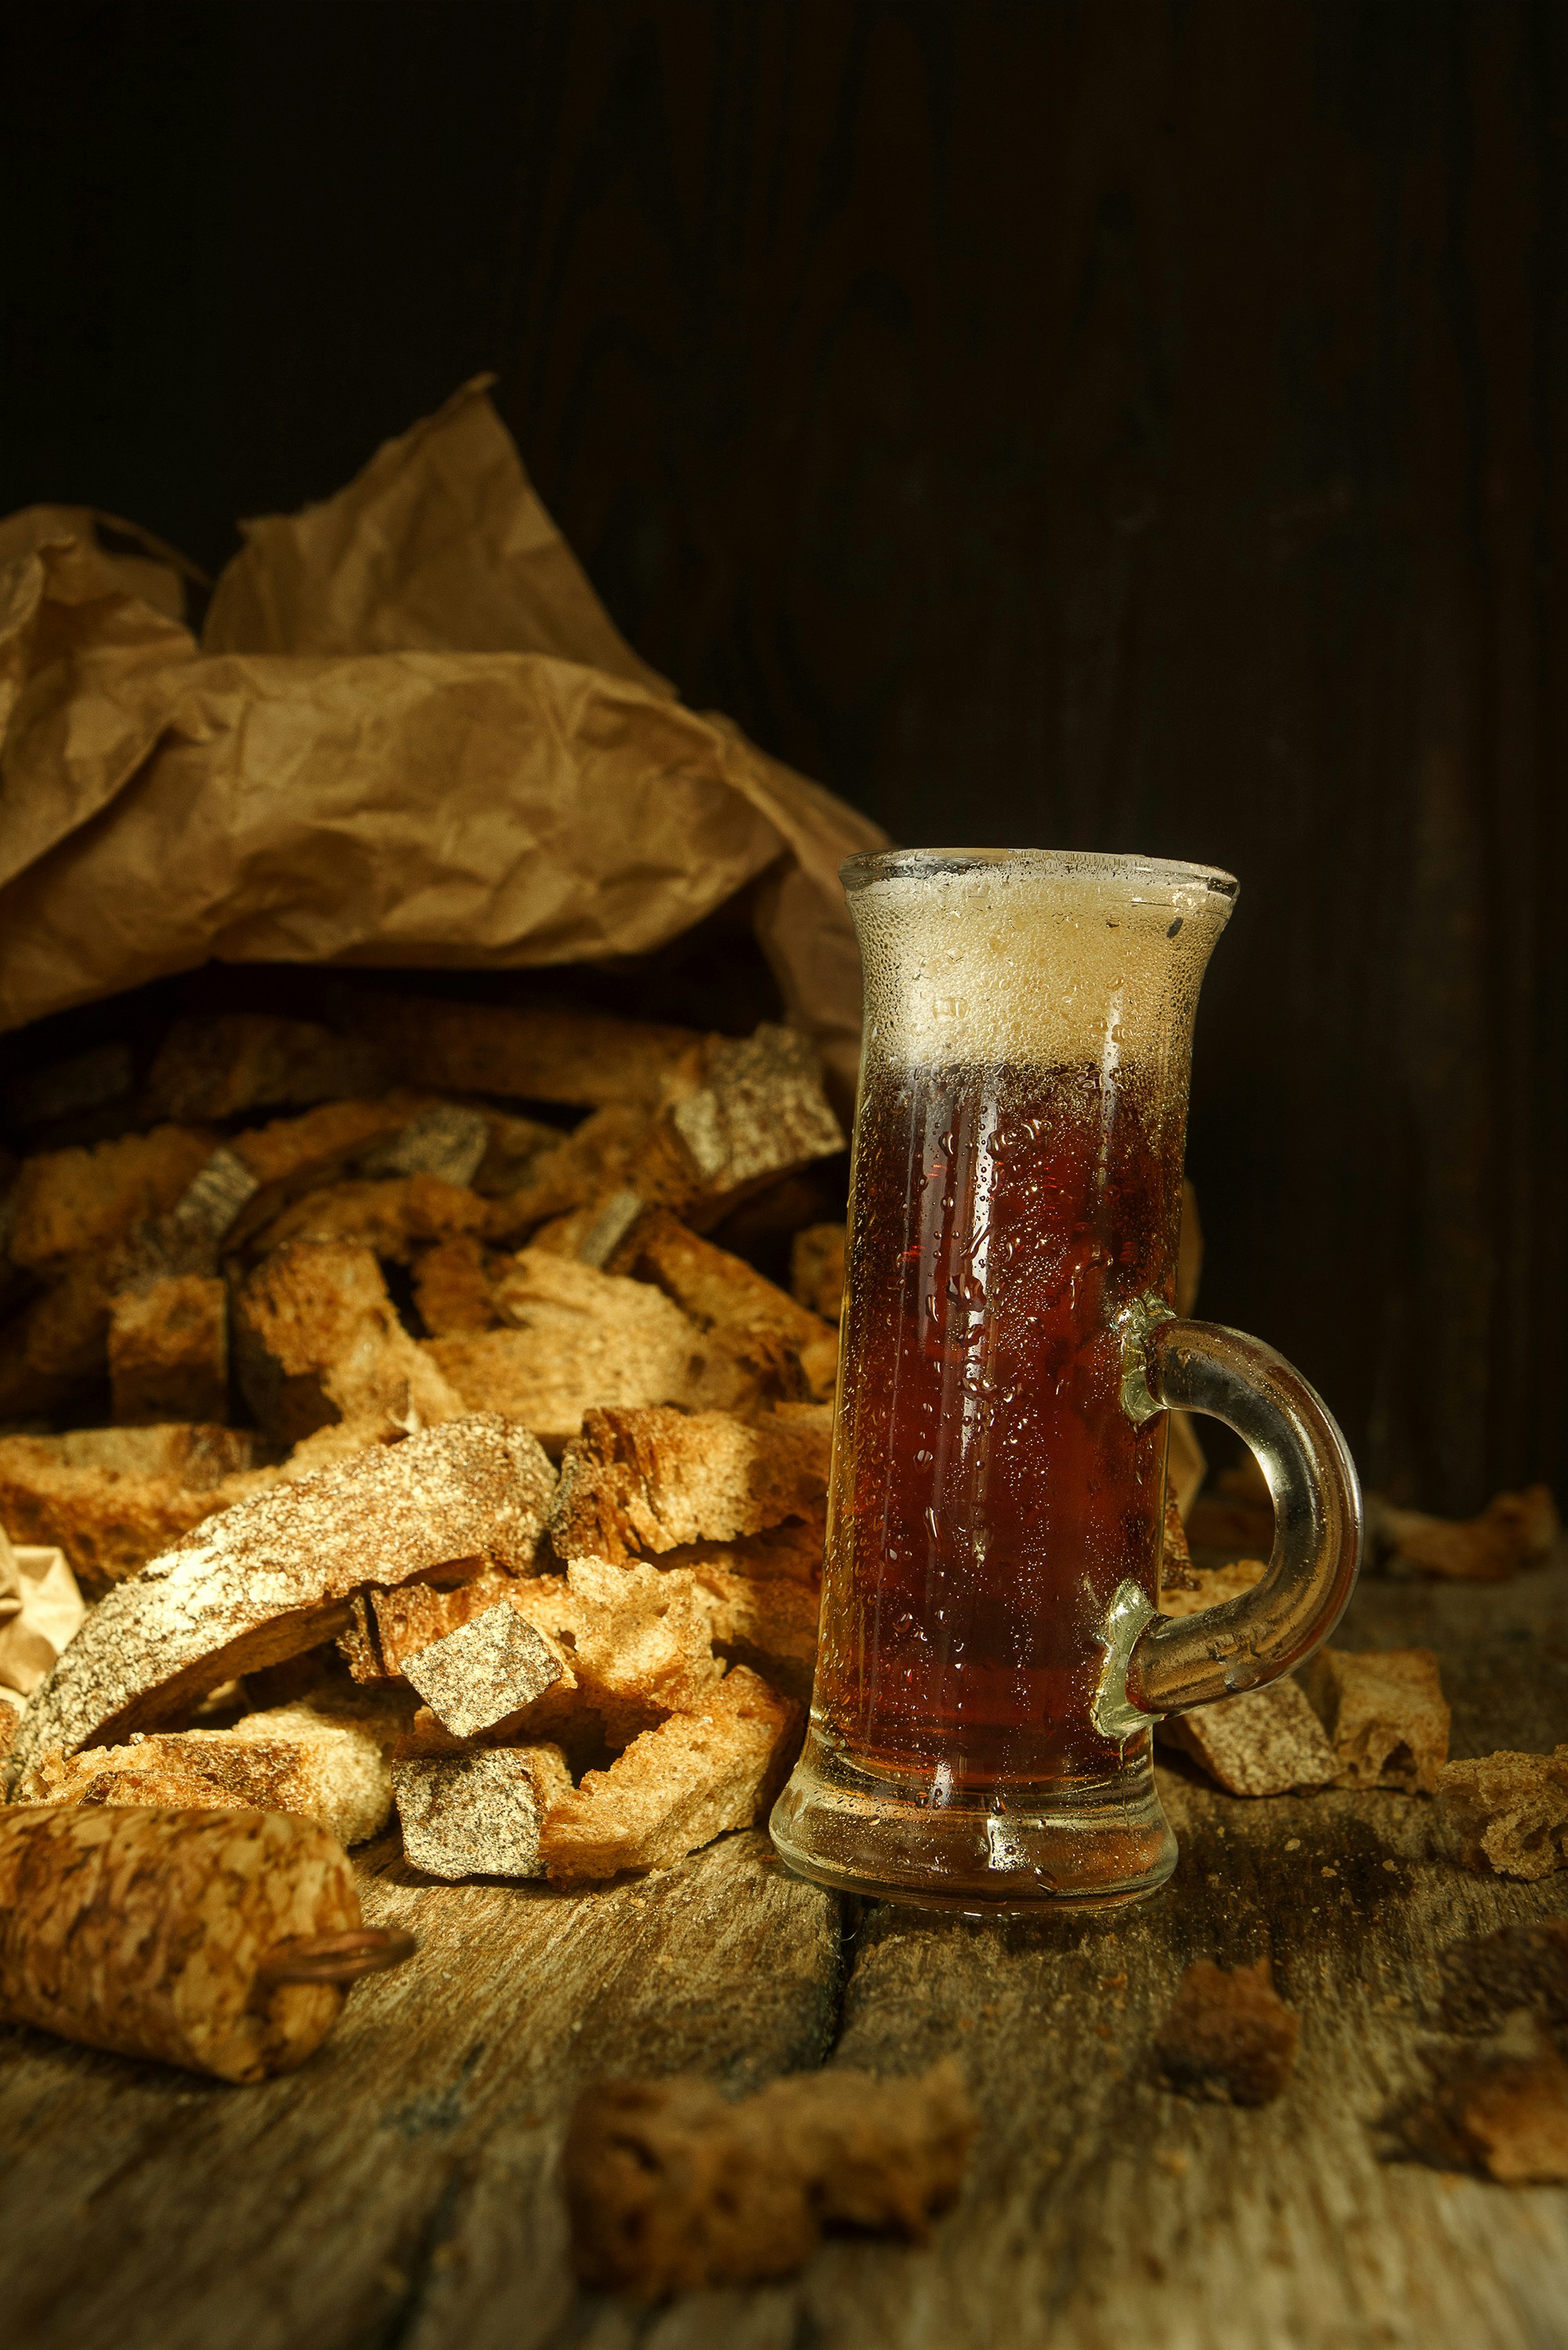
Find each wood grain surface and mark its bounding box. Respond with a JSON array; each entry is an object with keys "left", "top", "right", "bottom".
[
  {"left": 3, "top": 1560, "right": 1565, "bottom": 2349},
  {"left": 2, "top": 1, "right": 1565, "bottom": 1516}
]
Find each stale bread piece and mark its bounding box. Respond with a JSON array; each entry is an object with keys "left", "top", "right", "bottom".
[
  {"left": 28, "top": 1697, "right": 398, "bottom": 1847},
  {"left": 395, "top": 1742, "right": 573, "bottom": 1881},
  {"left": 431, "top": 1249, "right": 750, "bottom": 1449},
  {"left": 108, "top": 1274, "right": 229, "bottom": 1425},
  {"left": 663, "top": 1026, "right": 844, "bottom": 1229},
  {"left": 789, "top": 1221, "right": 846, "bottom": 1323},
  {"left": 0, "top": 1806, "right": 363, "bottom": 2082},
  {"left": 1436, "top": 1744, "right": 1568, "bottom": 1880},
  {"left": 1395, "top": 2016, "right": 1568, "bottom": 2184},
  {"left": 1154, "top": 1958, "right": 1299, "bottom": 2106},
  {"left": 540, "top": 1664, "right": 797, "bottom": 1885},
  {"left": 6, "top": 1126, "right": 217, "bottom": 1270},
  {"left": 1157, "top": 1556, "right": 1266, "bottom": 1617},
  {"left": 5, "top": 1412, "right": 556, "bottom": 1795},
  {"left": 552, "top": 1558, "right": 724, "bottom": 1736},
  {"left": 345, "top": 991, "right": 706, "bottom": 1112},
  {"left": 485, "top": 1105, "right": 675, "bottom": 1241},
  {"left": 338, "top": 1567, "right": 533, "bottom": 1683},
  {"left": 0, "top": 1423, "right": 265, "bottom": 1596},
  {"left": 550, "top": 1404, "right": 832, "bottom": 1564},
  {"left": 1300, "top": 1646, "right": 1450, "bottom": 1793},
  {"left": 565, "top": 2059, "right": 975, "bottom": 2297},
  {"left": 1438, "top": 1918, "right": 1568, "bottom": 2034},
  {"left": 146, "top": 1012, "right": 389, "bottom": 1121},
  {"left": 1158, "top": 1676, "right": 1338, "bottom": 1798},
  {"left": 1375, "top": 1484, "right": 1561, "bottom": 1582},
  {"left": 352, "top": 1103, "right": 490, "bottom": 1188},
  {"left": 255, "top": 1173, "right": 490, "bottom": 1263},
  {"left": 402, "top": 1602, "right": 567, "bottom": 1738},
  {"left": 413, "top": 1235, "right": 502, "bottom": 1335},
  {"left": 614, "top": 1211, "right": 838, "bottom": 1398},
  {"left": 0, "top": 1530, "right": 85, "bottom": 1738},
  {"left": 234, "top": 1239, "right": 462, "bottom": 1447},
  {"left": 686, "top": 1563, "right": 822, "bottom": 1679}
]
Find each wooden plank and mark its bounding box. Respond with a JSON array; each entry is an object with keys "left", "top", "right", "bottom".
[{"left": 2, "top": 1565, "right": 1563, "bottom": 2348}]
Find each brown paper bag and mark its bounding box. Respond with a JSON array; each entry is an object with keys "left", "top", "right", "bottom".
[{"left": 0, "top": 380, "right": 884, "bottom": 1090}]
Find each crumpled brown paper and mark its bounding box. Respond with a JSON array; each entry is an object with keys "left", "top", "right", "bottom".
[
  {"left": 0, "top": 379, "right": 884, "bottom": 1089},
  {"left": 0, "top": 1523, "right": 85, "bottom": 1710}
]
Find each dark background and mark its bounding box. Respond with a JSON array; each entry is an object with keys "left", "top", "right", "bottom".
[{"left": 1, "top": 0, "right": 1563, "bottom": 1513}]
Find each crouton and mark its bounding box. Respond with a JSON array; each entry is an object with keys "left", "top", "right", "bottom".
[
  {"left": 254, "top": 1174, "right": 490, "bottom": 1262},
  {"left": 429, "top": 1250, "right": 752, "bottom": 1449},
  {"left": 1375, "top": 1485, "right": 1561, "bottom": 1582},
  {"left": 1395, "top": 2016, "right": 1568, "bottom": 2182},
  {"left": 789, "top": 1223, "right": 845, "bottom": 1323},
  {"left": 1301, "top": 1646, "right": 1450, "bottom": 1793},
  {"left": 234, "top": 1240, "right": 462, "bottom": 1447},
  {"left": 5, "top": 1412, "right": 557, "bottom": 1791},
  {"left": 403, "top": 1602, "right": 569, "bottom": 1738},
  {"left": 565, "top": 2059, "right": 974, "bottom": 2296},
  {"left": 540, "top": 1665, "right": 798, "bottom": 1884},
  {"left": 550, "top": 1405, "right": 831, "bottom": 1564},
  {"left": 1436, "top": 1745, "right": 1568, "bottom": 1879},
  {"left": 664, "top": 1027, "right": 844, "bottom": 1229},
  {"left": 108, "top": 1274, "right": 229, "bottom": 1424},
  {"left": 345, "top": 992, "right": 707, "bottom": 1112},
  {"left": 613, "top": 1211, "right": 838, "bottom": 1398},
  {"left": 0, "top": 1423, "right": 265, "bottom": 1596},
  {"left": 146, "top": 1014, "right": 389, "bottom": 1121},
  {"left": 412, "top": 1235, "right": 502, "bottom": 1335},
  {"left": 395, "top": 1743, "right": 573, "bottom": 1880},
  {"left": 1154, "top": 1959, "right": 1299, "bottom": 2105},
  {"left": 8, "top": 1126, "right": 216, "bottom": 1269},
  {"left": 28, "top": 1695, "right": 400, "bottom": 1846},
  {"left": 1158, "top": 1678, "right": 1339, "bottom": 1797},
  {"left": 555, "top": 1559, "right": 725, "bottom": 1737}
]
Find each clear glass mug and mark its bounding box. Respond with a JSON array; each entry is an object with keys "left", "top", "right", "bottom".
[{"left": 771, "top": 849, "right": 1362, "bottom": 1911}]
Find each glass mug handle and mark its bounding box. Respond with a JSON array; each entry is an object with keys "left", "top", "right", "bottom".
[{"left": 1093, "top": 1298, "right": 1364, "bottom": 1739}]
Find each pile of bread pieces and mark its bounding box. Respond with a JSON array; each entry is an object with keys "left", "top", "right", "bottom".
[
  {"left": 0, "top": 993, "right": 852, "bottom": 1885},
  {"left": 1, "top": 988, "right": 1563, "bottom": 1893}
]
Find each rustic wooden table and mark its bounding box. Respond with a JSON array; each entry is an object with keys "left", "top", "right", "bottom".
[{"left": 4, "top": 1561, "right": 1566, "bottom": 2350}]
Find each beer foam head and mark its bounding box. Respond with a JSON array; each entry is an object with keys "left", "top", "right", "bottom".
[{"left": 845, "top": 849, "right": 1237, "bottom": 1079}]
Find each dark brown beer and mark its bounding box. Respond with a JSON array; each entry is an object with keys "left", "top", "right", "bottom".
[{"left": 813, "top": 1059, "right": 1180, "bottom": 1788}]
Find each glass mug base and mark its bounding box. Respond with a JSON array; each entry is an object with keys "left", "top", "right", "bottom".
[{"left": 769, "top": 1727, "right": 1179, "bottom": 1914}]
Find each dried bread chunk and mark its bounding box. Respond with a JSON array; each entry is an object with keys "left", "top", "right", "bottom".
[
  {"left": 1157, "top": 1556, "right": 1267, "bottom": 1617},
  {"left": 789, "top": 1222, "right": 846, "bottom": 1323},
  {"left": 338, "top": 1566, "right": 523, "bottom": 1683},
  {"left": 345, "top": 991, "right": 707, "bottom": 1112},
  {"left": 234, "top": 1240, "right": 463, "bottom": 1447},
  {"left": 565, "top": 2059, "right": 975, "bottom": 2296},
  {"left": 687, "top": 1561, "right": 822, "bottom": 1678},
  {"left": 1436, "top": 1744, "right": 1568, "bottom": 1879},
  {"left": 550, "top": 1405, "right": 832, "bottom": 1564},
  {"left": 486, "top": 1105, "right": 684, "bottom": 1242},
  {"left": 254, "top": 1174, "right": 490, "bottom": 1263},
  {"left": 356, "top": 1103, "right": 491, "bottom": 1188},
  {"left": 8, "top": 1126, "right": 216, "bottom": 1270},
  {"left": 664, "top": 1026, "right": 844, "bottom": 1229},
  {"left": 1301, "top": 1646, "right": 1450, "bottom": 1793},
  {"left": 403, "top": 1602, "right": 569, "bottom": 1737},
  {"left": 1158, "top": 1676, "right": 1338, "bottom": 1796},
  {"left": 0, "top": 1806, "right": 363, "bottom": 2082},
  {"left": 5, "top": 1413, "right": 556, "bottom": 1795},
  {"left": 413, "top": 1235, "right": 502, "bottom": 1335},
  {"left": 431, "top": 1250, "right": 751, "bottom": 1449},
  {"left": 0, "top": 1530, "right": 85, "bottom": 1700},
  {"left": 540, "top": 1664, "right": 798, "bottom": 1884},
  {"left": 146, "top": 1013, "right": 389, "bottom": 1121},
  {"left": 27, "top": 1696, "right": 399, "bottom": 1846},
  {"left": 396, "top": 1742, "right": 572, "bottom": 1880},
  {"left": 612, "top": 1212, "right": 838, "bottom": 1399},
  {"left": 659, "top": 1508, "right": 827, "bottom": 1588},
  {"left": 1375, "top": 1484, "right": 1561, "bottom": 1582},
  {"left": 1153, "top": 1958, "right": 1299, "bottom": 2105},
  {"left": 0, "top": 1423, "right": 266, "bottom": 1596},
  {"left": 1158, "top": 1488, "right": 1199, "bottom": 1594},
  {"left": 555, "top": 1559, "right": 725, "bottom": 1736},
  {"left": 108, "top": 1274, "right": 229, "bottom": 1424},
  {"left": 1395, "top": 2015, "right": 1568, "bottom": 2182}
]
